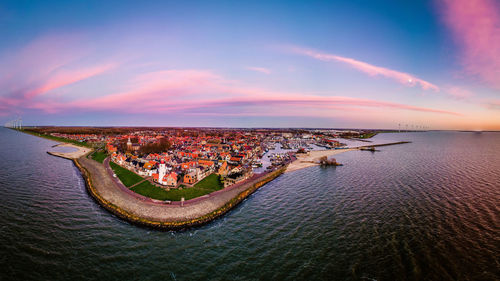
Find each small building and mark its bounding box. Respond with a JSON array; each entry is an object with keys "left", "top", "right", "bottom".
[
  {"left": 163, "top": 172, "right": 178, "bottom": 187},
  {"left": 218, "top": 161, "right": 229, "bottom": 176},
  {"left": 183, "top": 172, "right": 196, "bottom": 184}
]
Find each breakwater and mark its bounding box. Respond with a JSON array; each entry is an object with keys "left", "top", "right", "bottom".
[{"left": 356, "top": 141, "right": 411, "bottom": 149}]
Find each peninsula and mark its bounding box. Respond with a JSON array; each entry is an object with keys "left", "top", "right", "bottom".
[{"left": 23, "top": 127, "right": 409, "bottom": 229}]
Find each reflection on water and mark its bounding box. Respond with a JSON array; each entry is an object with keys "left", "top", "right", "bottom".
[{"left": 0, "top": 128, "right": 499, "bottom": 280}]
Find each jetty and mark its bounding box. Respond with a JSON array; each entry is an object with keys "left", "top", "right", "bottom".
[{"left": 355, "top": 141, "right": 411, "bottom": 149}]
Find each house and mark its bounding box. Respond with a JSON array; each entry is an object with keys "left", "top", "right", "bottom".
[
  {"left": 196, "top": 167, "right": 211, "bottom": 181},
  {"left": 153, "top": 171, "right": 177, "bottom": 187},
  {"left": 183, "top": 172, "right": 196, "bottom": 184},
  {"left": 115, "top": 154, "right": 127, "bottom": 165},
  {"left": 198, "top": 159, "right": 214, "bottom": 168},
  {"left": 229, "top": 156, "right": 242, "bottom": 165},
  {"left": 106, "top": 144, "right": 117, "bottom": 153},
  {"left": 163, "top": 172, "right": 178, "bottom": 187},
  {"left": 325, "top": 139, "right": 340, "bottom": 147},
  {"left": 220, "top": 152, "right": 231, "bottom": 161},
  {"left": 223, "top": 170, "right": 251, "bottom": 187},
  {"left": 218, "top": 161, "right": 229, "bottom": 176},
  {"left": 142, "top": 161, "right": 156, "bottom": 176},
  {"left": 180, "top": 161, "right": 197, "bottom": 170}
]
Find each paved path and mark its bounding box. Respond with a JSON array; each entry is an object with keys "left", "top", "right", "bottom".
[{"left": 129, "top": 179, "right": 147, "bottom": 188}]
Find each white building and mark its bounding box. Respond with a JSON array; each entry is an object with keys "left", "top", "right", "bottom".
[{"left": 158, "top": 159, "right": 168, "bottom": 185}]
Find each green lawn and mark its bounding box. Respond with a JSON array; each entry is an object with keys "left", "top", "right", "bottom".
[
  {"left": 22, "top": 130, "right": 92, "bottom": 148},
  {"left": 194, "top": 173, "right": 223, "bottom": 191},
  {"left": 358, "top": 132, "right": 378, "bottom": 139},
  {"left": 90, "top": 151, "right": 107, "bottom": 163},
  {"left": 109, "top": 162, "right": 144, "bottom": 187},
  {"left": 131, "top": 182, "right": 213, "bottom": 201}
]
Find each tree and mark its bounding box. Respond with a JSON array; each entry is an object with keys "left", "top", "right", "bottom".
[{"left": 139, "top": 138, "right": 172, "bottom": 155}]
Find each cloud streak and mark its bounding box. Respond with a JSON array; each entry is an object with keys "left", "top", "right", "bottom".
[
  {"left": 246, "top": 66, "right": 271, "bottom": 74},
  {"left": 0, "top": 34, "right": 117, "bottom": 115},
  {"left": 24, "top": 63, "right": 116, "bottom": 99},
  {"left": 439, "top": 0, "right": 500, "bottom": 89},
  {"left": 291, "top": 47, "right": 440, "bottom": 91},
  {"left": 185, "top": 96, "right": 460, "bottom": 116},
  {"left": 485, "top": 100, "right": 500, "bottom": 110},
  {"left": 26, "top": 69, "right": 458, "bottom": 117},
  {"left": 445, "top": 86, "right": 473, "bottom": 100}
]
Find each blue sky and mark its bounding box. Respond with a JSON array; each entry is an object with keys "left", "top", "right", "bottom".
[{"left": 1, "top": 0, "right": 499, "bottom": 129}]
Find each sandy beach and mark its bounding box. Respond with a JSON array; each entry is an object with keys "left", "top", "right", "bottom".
[
  {"left": 286, "top": 148, "right": 357, "bottom": 173},
  {"left": 48, "top": 143, "right": 93, "bottom": 159}
]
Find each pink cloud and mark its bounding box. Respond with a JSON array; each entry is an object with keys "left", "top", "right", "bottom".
[
  {"left": 0, "top": 33, "right": 88, "bottom": 84},
  {"left": 24, "top": 63, "right": 116, "bottom": 98},
  {"left": 246, "top": 66, "right": 271, "bottom": 74},
  {"left": 291, "top": 47, "right": 440, "bottom": 91},
  {"left": 439, "top": 0, "right": 500, "bottom": 89},
  {"left": 191, "top": 96, "right": 460, "bottom": 116},
  {"left": 445, "top": 86, "right": 473, "bottom": 100},
  {"left": 0, "top": 34, "right": 118, "bottom": 116},
  {"left": 73, "top": 70, "right": 226, "bottom": 110},
  {"left": 32, "top": 69, "right": 457, "bottom": 117}
]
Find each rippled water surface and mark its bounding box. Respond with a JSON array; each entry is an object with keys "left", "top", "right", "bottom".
[{"left": 0, "top": 128, "right": 499, "bottom": 280}]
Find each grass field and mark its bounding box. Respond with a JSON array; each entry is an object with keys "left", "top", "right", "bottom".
[
  {"left": 358, "top": 132, "right": 378, "bottom": 139},
  {"left": 194, "top": 174, "right": 223, "bottom": 190},
  {"left": 22, "top": 129, "right": 92, "bottom": 148},
  {"left": 109, "top": 162, "right": 144, "bottom": 187},
  {"left": 131, "top": 182, "right": 214, "bottom": 201},
  {"left": 90, "top": 151, "right": 107, "bottom": 163}
]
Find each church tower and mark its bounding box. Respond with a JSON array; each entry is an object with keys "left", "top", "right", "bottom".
[{"left": 127, "top": 137, "right": 132, "bottom": 151}]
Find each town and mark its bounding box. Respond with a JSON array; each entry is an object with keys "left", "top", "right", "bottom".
[{"left": 30, "top": 127, "right": 379, "bottom": 201}]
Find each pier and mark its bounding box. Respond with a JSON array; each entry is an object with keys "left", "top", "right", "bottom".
[{"left": 355, "top": 141, "right": 411, "bottom": 150}]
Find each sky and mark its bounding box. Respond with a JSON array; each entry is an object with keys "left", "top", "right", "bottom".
[{"left": 0, "top": 0, "right": 499, "bottom": 130}]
